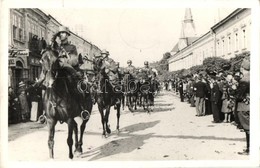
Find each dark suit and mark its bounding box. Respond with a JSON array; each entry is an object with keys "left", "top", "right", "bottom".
[
  {"left": 179, "top": 81, "right": 184, "bottom": 102},
  {"left": 194, "top": 81, "right": 207, "bottom": 116},
  {"left": 211, "top": 82, "right": 221, "bottom": 122}
]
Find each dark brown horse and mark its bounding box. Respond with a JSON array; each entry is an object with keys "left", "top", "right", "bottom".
[
  {"left": 93, "top": 57, "right": 123, "bottom": 137},
  {"left": 39, "top": 46, "right": 92, "bottom": 159},
  {"left": 123, "top": 73, "right": 139, "bottom": 112}
]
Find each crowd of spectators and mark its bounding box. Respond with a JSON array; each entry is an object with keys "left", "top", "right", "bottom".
[
  {"left": 8, "top": 80, "right": 44, "bottom": 124},
  {"left": 162, "top": 57, "right": 250, "bottom": 155}
]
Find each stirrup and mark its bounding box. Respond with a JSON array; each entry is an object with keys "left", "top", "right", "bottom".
[{"left": 81, "top": 110, "right": 90, "bottom": 120}]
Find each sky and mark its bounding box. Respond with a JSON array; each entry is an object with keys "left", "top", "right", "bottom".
[{"left": 42, "top": 8, "right": 235, "bottom": 67}]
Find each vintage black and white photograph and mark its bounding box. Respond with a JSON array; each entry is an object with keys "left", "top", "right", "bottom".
[{"left": 1, "top": 0, "right": 260, "bottom": 167}]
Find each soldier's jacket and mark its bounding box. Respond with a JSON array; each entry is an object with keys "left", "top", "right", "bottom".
[
  {"left": 59, "top": 42, "right": 78, "bottom": 67},
  {"left": 125, "top": 65, "right": 136, "bottom": 74},
  {"left": 142, "top": 67, "right": 154, "bottom": 78}
]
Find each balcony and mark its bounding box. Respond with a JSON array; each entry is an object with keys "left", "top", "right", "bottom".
[{"left": 28, "top": 36, "right": 47, "bottom": 56}]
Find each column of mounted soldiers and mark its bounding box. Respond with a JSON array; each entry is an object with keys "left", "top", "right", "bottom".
[
  {"left": 8, "top": 26, "right": 159, "bottom": 125},
  {"left": 40, "top": 26, "right": 158, "bottom": 115}
]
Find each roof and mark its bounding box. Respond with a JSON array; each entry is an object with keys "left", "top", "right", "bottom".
[
  {"left": 171, "top": 43, "right": 179, "bottom": 52},
  {"left": 187, "top": 37, "right": 199, "bottom": 45},
  {"left": 171, "top": 37, "right": 198, "bottom": 53},
  {"left": 211, "top": 8, "right": 246, "bottom": 31}
]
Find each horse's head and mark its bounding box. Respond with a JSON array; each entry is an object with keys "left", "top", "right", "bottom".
[
  {"left": 39, "top": 46, "right": 59, "bottom": 87},
  {"left": 93, "top": 57, "right": 105, "bottom": 73}
]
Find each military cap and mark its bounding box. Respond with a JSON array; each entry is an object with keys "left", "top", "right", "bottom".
[
  {"left": 144, "top": 61, "right": 149, "bottom": 65},
  {"left": 57, "top": 26, "right": 70, "bottom": 36},
  {"left": 127, "top": 60, "right": 132, "bottom": 64}
]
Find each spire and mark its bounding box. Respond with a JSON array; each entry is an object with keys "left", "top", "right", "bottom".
[
  {"left": 181, "top": 8, "right": 197, "bottom": 38},
  {"left": 180, "top": 22, "right": 185, "bottom": 39},
  {"left": 184, "top": 8, "right": 193, "bottom": 22}
]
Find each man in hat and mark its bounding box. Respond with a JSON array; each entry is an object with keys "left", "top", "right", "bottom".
[
  {"left": 178, "top": 78, "right": 184, "bottom": 102},
  {"left": 193, "top": 75, "right": 208, "bottom": 117},
  {"left": 56, "top": 26, "right": 78, "bottom": 69},
  {"left": 55, "top": 26, "right": 89, "bottom": 115},
  {"left": 210, "top": 75, "right": 221, "bottom": 123},
  {"left": 141, "top": 61, "right": 154, "bottom": 80},
  {"left": 125, "top": 60, "right": 136, "bottom": 75}
]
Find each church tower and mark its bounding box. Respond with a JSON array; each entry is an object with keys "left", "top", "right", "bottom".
[{"left": 178, "top": 8, "right": 197, "bottom": 50}]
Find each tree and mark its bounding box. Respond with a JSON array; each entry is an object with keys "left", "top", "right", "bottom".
[
  {"left": 229, "top": 51, "right": 250, "bottom": 72},
  {"left": 203, "top": 57, "right": 230, "bottom": 74}
]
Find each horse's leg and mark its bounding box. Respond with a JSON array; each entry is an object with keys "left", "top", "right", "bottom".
[
  {"left": 116, "top": 103, "right": 120, "bottom": 134},
  {"left": 104, "top": 105, "right": 111, "bottom": 134},
  {"left": 98, "top": 105, "right": 106, "bottom": 137},
  {"left": 127, "top": 94, "right": 133, "bottom": 112},
  {"left": 47, "top": 118, "right": 57, "bottom": 159},
  {"left": 67, "top": 118, "right": 75, "bottom": 159},
  {"left": 134, "top": 94, "right": 137, "bottom": 110},
  {"left": 73, "top": 120, "right": 79, "bottom": 153},
  {"left": 76, "top": 120, "right": 87, "bottom": 155},
  {"left": 122, "top": 95, "right": 125, "bottom": 110}
]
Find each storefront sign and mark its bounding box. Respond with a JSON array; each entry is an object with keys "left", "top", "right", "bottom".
[
  {"left": 9, "top": 58, "right": 16, "bottom": 67},
  {"left": 9, "top": 49, "right": 29, "bottom": 57}
]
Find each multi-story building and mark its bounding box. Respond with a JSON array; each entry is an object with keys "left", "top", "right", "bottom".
[
  {"left": 8, "top": 8, "right": 101, "bottom": 91},
  {"left": 9, "top": 8, "right": 49, "bottom": 89},
  {"left": 168, "top": 8, "right": 251, "bottom": 72}
]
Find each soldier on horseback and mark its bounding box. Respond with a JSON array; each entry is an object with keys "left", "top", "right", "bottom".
[
  {"left": 54, "top": 26, "right": 90, "bottom": 118},
  {"left": 125, "top": 60, "right": 136, "bottom": 75},
  {"left": 93, "top": 49, "right": 122, "bottom": 105},
  {"left": 140, "top": 61, "right": 154, "bottom": 80}
]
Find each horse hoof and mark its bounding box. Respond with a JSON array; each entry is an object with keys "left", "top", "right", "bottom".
[
  {"left": 102, "top": 134, "right": 107, "bottom": 138},
  {"left": 74, "top": 151, "right": 82, "bottom": 158},
  {"left": 116, "top": 129, "right": 120, "bottom": 135}
]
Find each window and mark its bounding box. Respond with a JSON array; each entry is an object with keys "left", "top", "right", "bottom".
[
  {"left": 23, "top": 69, "right": 29, "bottom": 80},
  {"left": 217, "top": 42, "right": 220, "bottom": 56},
  {"left": 243, "top": 29, "right": 246, "bottom": 49},
  {"left": 235, "top": 33, "right": 239, "bottom": 51},
  {"left": 223, "top": 40, "right": 225, "bottom": 56},
  {"left": 228, "top": 36, "right": 231, "bottom": 53},
  {"left": 12, "top": 13, "right": 24, "bottom": 41}
]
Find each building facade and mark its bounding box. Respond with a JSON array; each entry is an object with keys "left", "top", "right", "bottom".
[
  {"left": 9, "top": 8, "right": 49, "bottom": 90},
  {"left": 8, "top": 8, "right": 101, "bottom": 91},
  {"left": 168, "top": 8, "right": 251, "bottom": 72}
]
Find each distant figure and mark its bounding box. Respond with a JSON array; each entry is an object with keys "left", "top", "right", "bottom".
[
  {"left": 41, "top": 37, "right": 47, "bottom": 49},
  {"left": 8, "top": 87, "right": 20, "bottom": 124},
  {"left": 17, "top": 81, "right": 30, "bottom": 122},
  {"left": 210, "top": 76, "right": 221, "bottom": 123}
]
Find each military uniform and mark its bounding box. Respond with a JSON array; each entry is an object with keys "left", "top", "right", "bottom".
[
  {"left": 125, "top": 65, "right": 135, "bottom": 75},
  {"left": 56, "top": 26, "right": 88, "bottom": 115},
  {"left": 236, "top": 58, "right": 250, "bottom": 154}
]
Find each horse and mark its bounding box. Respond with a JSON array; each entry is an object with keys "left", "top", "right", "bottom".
[
  {"left": 123, "top": 73, "right": 139, "bottom": 112},
  {"left": 39, "top": 45, "right": 93, "bottom": 159},
  {"left": 93, "top": 57, "right": 123, "bottom": 137},
  {"left": 136, "top": 72, "right": 157, "bottom": 113}
]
